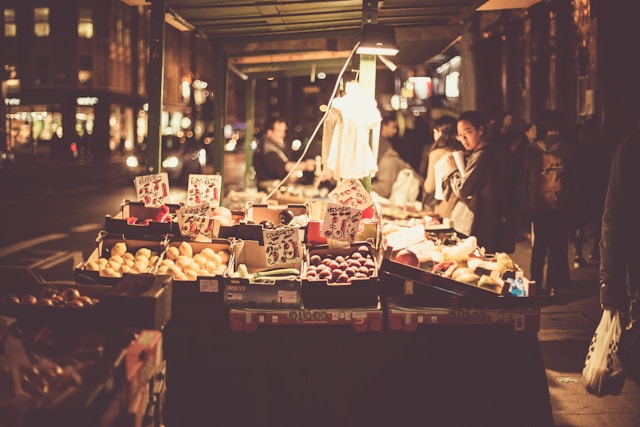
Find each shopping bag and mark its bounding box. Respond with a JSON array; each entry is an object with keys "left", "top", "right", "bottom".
[{"left": 582, "top": 309, "right": 625, "bottom": 396}]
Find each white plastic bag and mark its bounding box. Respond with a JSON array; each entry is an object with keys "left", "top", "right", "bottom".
[{"left": 582, "top": 309, "right": 625, "bottom": 396}]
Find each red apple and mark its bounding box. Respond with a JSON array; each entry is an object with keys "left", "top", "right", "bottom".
[{"left": 394, "top": 249, "right": 419, "bottom": 267}]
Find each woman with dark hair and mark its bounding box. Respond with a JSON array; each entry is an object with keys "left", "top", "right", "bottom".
[
  {"left": 445, "top": 110, "right": 509, "bottom": 253},
  {"left": 422, "top": 115, "right": 463, "bottom": 217}
]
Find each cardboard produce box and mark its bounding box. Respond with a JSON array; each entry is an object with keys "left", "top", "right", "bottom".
[
  {"left": 75, "top": 233, "right": 166, "bottom": 286},
  {"left": 0, "top": 275, "right": 172, "bottom": 330},
  {"left": 301, "top": 242, "right": 379, "bottom": 309},
  {"left": 218, "top": 203, "right": 309, "bottom": 243},
  {"left": 223, "top": 239, "right": 302, "bottom": 308},
  {"left": 104, "top": 200, "right": 181, "bottom": 238},
  {"left": 157, "top": 238, "right": 234, "bottom": 324}
]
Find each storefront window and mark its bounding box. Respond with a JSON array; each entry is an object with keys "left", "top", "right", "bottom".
[
  {"left": 78, "top": 8, "right": 94, "bottom": 39},
  {"left": 4, "top": 9, "right": 16, "bottom": 37},
  {"left": 78, "top": 55, "right": 93, "bottom": 83},
  {"left": 34, "top": 7, "right": 50, "bottom": 37}
]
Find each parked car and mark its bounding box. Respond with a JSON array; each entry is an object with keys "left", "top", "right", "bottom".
[{"left": 125, "top": 135, "right": 206, "bottom": 183}]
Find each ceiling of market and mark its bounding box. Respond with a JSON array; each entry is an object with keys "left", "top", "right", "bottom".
[{"left": 129, "top": 0, "right": 540, "bottom": 79}]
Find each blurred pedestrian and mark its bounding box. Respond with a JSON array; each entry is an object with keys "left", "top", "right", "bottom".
[
  {"left": 571, "top": 119, "right": 610, "bottom": 268},
  {"left": 524, "top": 110, "right": 574, "bottom": 297},
  {"left": 445, "top": 110, "right": 509, "bottom": 253},
  {"left": 509, "top": 120, "right": 538, "bottom": 242},
  {"left": 371, "top": 114, "right": 423, "bottom": 200},
  {"left": 422, "top": 115, "right": 462, "bottom": 218},
  {"left": 253, "top": 116, "right": 316, "bottom": 191},
  {"left": 599, "top": 119, "right": 640, "bottom": 381}
]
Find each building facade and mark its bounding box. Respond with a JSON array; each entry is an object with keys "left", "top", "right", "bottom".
[{"left": 1, "top": 0, "right": 216, "bottom": 161}]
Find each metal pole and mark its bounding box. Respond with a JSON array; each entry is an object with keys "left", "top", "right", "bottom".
[
  {"left": 359, "top": 0, "right": 379, "bottom": 192},
  {"left": 147, "top": 0, "right": 165, "bottom": 174},
  {"left": 212, "top": 44, "right": 228, "bottom": 187},
  {"left": 244, "top": 78, "right": 256, "bottom": 188}
]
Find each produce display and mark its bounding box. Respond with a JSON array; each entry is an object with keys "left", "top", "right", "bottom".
[
  {"left": 82, "top": 242, "right": 160, "bottom": 277},
  {"left": 157, "top": 241, "right": 230, "bottom": 280},
  {"left": 3, "top": 285, "right": 99, "bottom": 308},
  {"left": 305, "top": 245, "right": 376, "bottom": 283}
]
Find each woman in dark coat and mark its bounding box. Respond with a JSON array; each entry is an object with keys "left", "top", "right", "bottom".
[{"left": 446, "top": 111, "right": 507, "bottom": 253}]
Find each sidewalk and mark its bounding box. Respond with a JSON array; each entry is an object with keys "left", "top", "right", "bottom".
[{"left": 510, "top": 237, "right": 640, "bottom": 427}]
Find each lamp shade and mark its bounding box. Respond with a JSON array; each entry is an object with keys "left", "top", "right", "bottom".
[{"left": 356, "top": 24, "right": 399, "bottom": 56}]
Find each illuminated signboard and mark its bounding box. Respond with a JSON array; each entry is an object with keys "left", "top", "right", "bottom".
[{"left": 77, "top": 96, "right": 99, "bottom": 106}]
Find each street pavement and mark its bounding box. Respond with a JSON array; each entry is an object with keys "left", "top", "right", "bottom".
[
  {"left": 2, "top": 153, "right": 640, "bottom": 426},
  {"left": 511, "top": 237, "right": 640, "bottom": 427}
]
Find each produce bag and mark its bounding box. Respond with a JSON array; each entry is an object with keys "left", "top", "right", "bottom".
[{"left": 582, "top": 309, "right": 625, "bottom": 396}]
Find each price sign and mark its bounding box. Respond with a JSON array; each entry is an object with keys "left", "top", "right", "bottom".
[
  {"left": 187, "top": 174, "right": 222, "bottom": 207},
  {"left": 134, "top": 173, "right": 171, "bottom": 207},
  {"left": 177, "top": 203, "right": 217, "bottom": 238},
  {"left": 321, "top": 202, "right": 363, "bottom": 242},
  {"left": 262, "top": 227, "right": 301, "bottom": 267},
  {"left": 328, "top": 178, "right": 373, "bottom": 210}
]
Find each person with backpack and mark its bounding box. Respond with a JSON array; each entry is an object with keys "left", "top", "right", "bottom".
[{"left": 524, "top": 110, "right": 575, "bottom": 297}]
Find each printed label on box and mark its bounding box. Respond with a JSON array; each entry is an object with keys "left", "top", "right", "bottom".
[
  {"left": 134, "top": 173, "right": 171, "bottom": 207},
  {"left": 277, "top": 290, "right": 299, "bottom": 304},
  {"left": 263, "top": 227, "right": 301, "bottom": 267},
  {"left": 321, "top": 202, "right": 362, "bottom": 242},
  {"left": 200, "top": 278, "right": 219, "bottom": 293},
  {"left": 187, "top": 174, "right": 222, "bottom": 207}
]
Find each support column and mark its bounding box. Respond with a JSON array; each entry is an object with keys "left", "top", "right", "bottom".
[
  {"left": 147, "top": 0, "right": 165, "bottom": 174},
  {"left": 244, "top": 78, "right": 256, "bottom": 189}
]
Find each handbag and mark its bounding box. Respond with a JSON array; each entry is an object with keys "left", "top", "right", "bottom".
[{"left": 582, "top": 309, "right": 625, "bottom": 396}]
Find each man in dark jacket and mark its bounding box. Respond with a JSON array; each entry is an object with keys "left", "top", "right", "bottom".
[
  {"left": 253, "top": 117, "right": 315, "bottom": 191},
  {"left": 600, "top": 121, "right": 640, "bottom": 321}
]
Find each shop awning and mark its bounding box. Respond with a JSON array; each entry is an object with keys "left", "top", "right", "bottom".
[{"left": 153, "top": 0, "right": 486, "bottom": 78}]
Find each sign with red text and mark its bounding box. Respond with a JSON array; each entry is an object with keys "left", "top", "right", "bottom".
[
  {"left": 321, "top": 202, "right": 363, "bottom": 242},
  {"left": 263, "top": 227, "right": 301, "bottom": 267},
  {"left": 187, "top": 174, "right": 222, "bottom": 207},
  {"left": 328, "top": 178, "right": 373, "bottom": 210},
  {"left": 177, "top": 203, "right": 217, "bottom": 238},
  {"left": 134, "top": 173, "right": 171, "bottom": 207}
]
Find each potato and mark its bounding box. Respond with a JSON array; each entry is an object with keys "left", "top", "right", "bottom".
[
  {"left": 149, "top": 255, "right": 159, "bottom": 266},
  {"left": 193, "top": 254, "right": 208, "bottom": 268},
  {"left": 161, "top": 259, "right": 175, "bottom": 267},
  {"left": 166, "top": 246, "right": 180, "bottom": 260},
  {"left": 112, "top": 242, "right": 127, "bottom": 257},
  {"left": 135, "top": 247, "right": 151, "bottom": 259},
  {"left": 97, "top": 257, "right": 109, "bottom": 266},
  {"left": 175, "top": 256, "right": 193, "bottom": 270},
  {"left": 134, "top": 255, "right": 150, "bottom": 266},
  {"left": 122, "top": 252, "right": 135, "bottom": 261},
  {"left": 85, "top": 261, "right": 100, "bottom": 271},
  {"left": 134, "top": 261, "right": 149, "bottom": 273},
  {"left": 120, "top": 264, "right": 132, "bottom": 274},
  {"left": 184, "top": 269, "right": 199, "bottom": 281},
  {"left": 201, "top": 247, "right": 216, "bottom": 260},
  {"left": 109, "top": 255, "right": 124, "bottom": 265},
  {"left": 217, "top": 250, "right": 230, "bottom": 264},
  {"left": 179, "top": 241, "right": 193, "bottom": 258},
  {"left": 157, "top": 265, "right": 169, "bottom": 275}
]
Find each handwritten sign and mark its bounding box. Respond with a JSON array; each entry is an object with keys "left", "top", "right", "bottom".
[
  {"left": 263, "top": 227, "right": 301, "bottom": 267},
  {"left": 187, "top": 174, "right": 222, "bottom": 207},
  {"left": 328, "top": 178, "right": 373, "bottom": 210},
  {"left": 177, "top": 203, "right": 217, "bottom": 238},
  {"left": 321, "top": 202, "right": 363, "bottom": 242},
  {"left": 134, "top": 173, "right": 171, "bottom": 207}
]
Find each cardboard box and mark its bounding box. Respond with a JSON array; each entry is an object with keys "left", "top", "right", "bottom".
[
  {"left": 75, "top": 233, "right": 166, "bottom": 286},
  {"left": 218, "top": 203, "right": 308, "bottom": 243},
  {"left": 104, "top": 200, "right": 181, "bottom": 238},
  {"left": 301, "top": 242, "right": 379, "bottom": 309},
  {"left": 162, "top": 238, "right": 233, "bottom": 326}
]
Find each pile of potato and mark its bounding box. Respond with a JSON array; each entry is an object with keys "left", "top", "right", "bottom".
[
  {"left": 84, "top": 242, "right": 159, "bottom": 277},
  {"left": 156, "top": 241, "right": 230, "bottom": 281}
]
